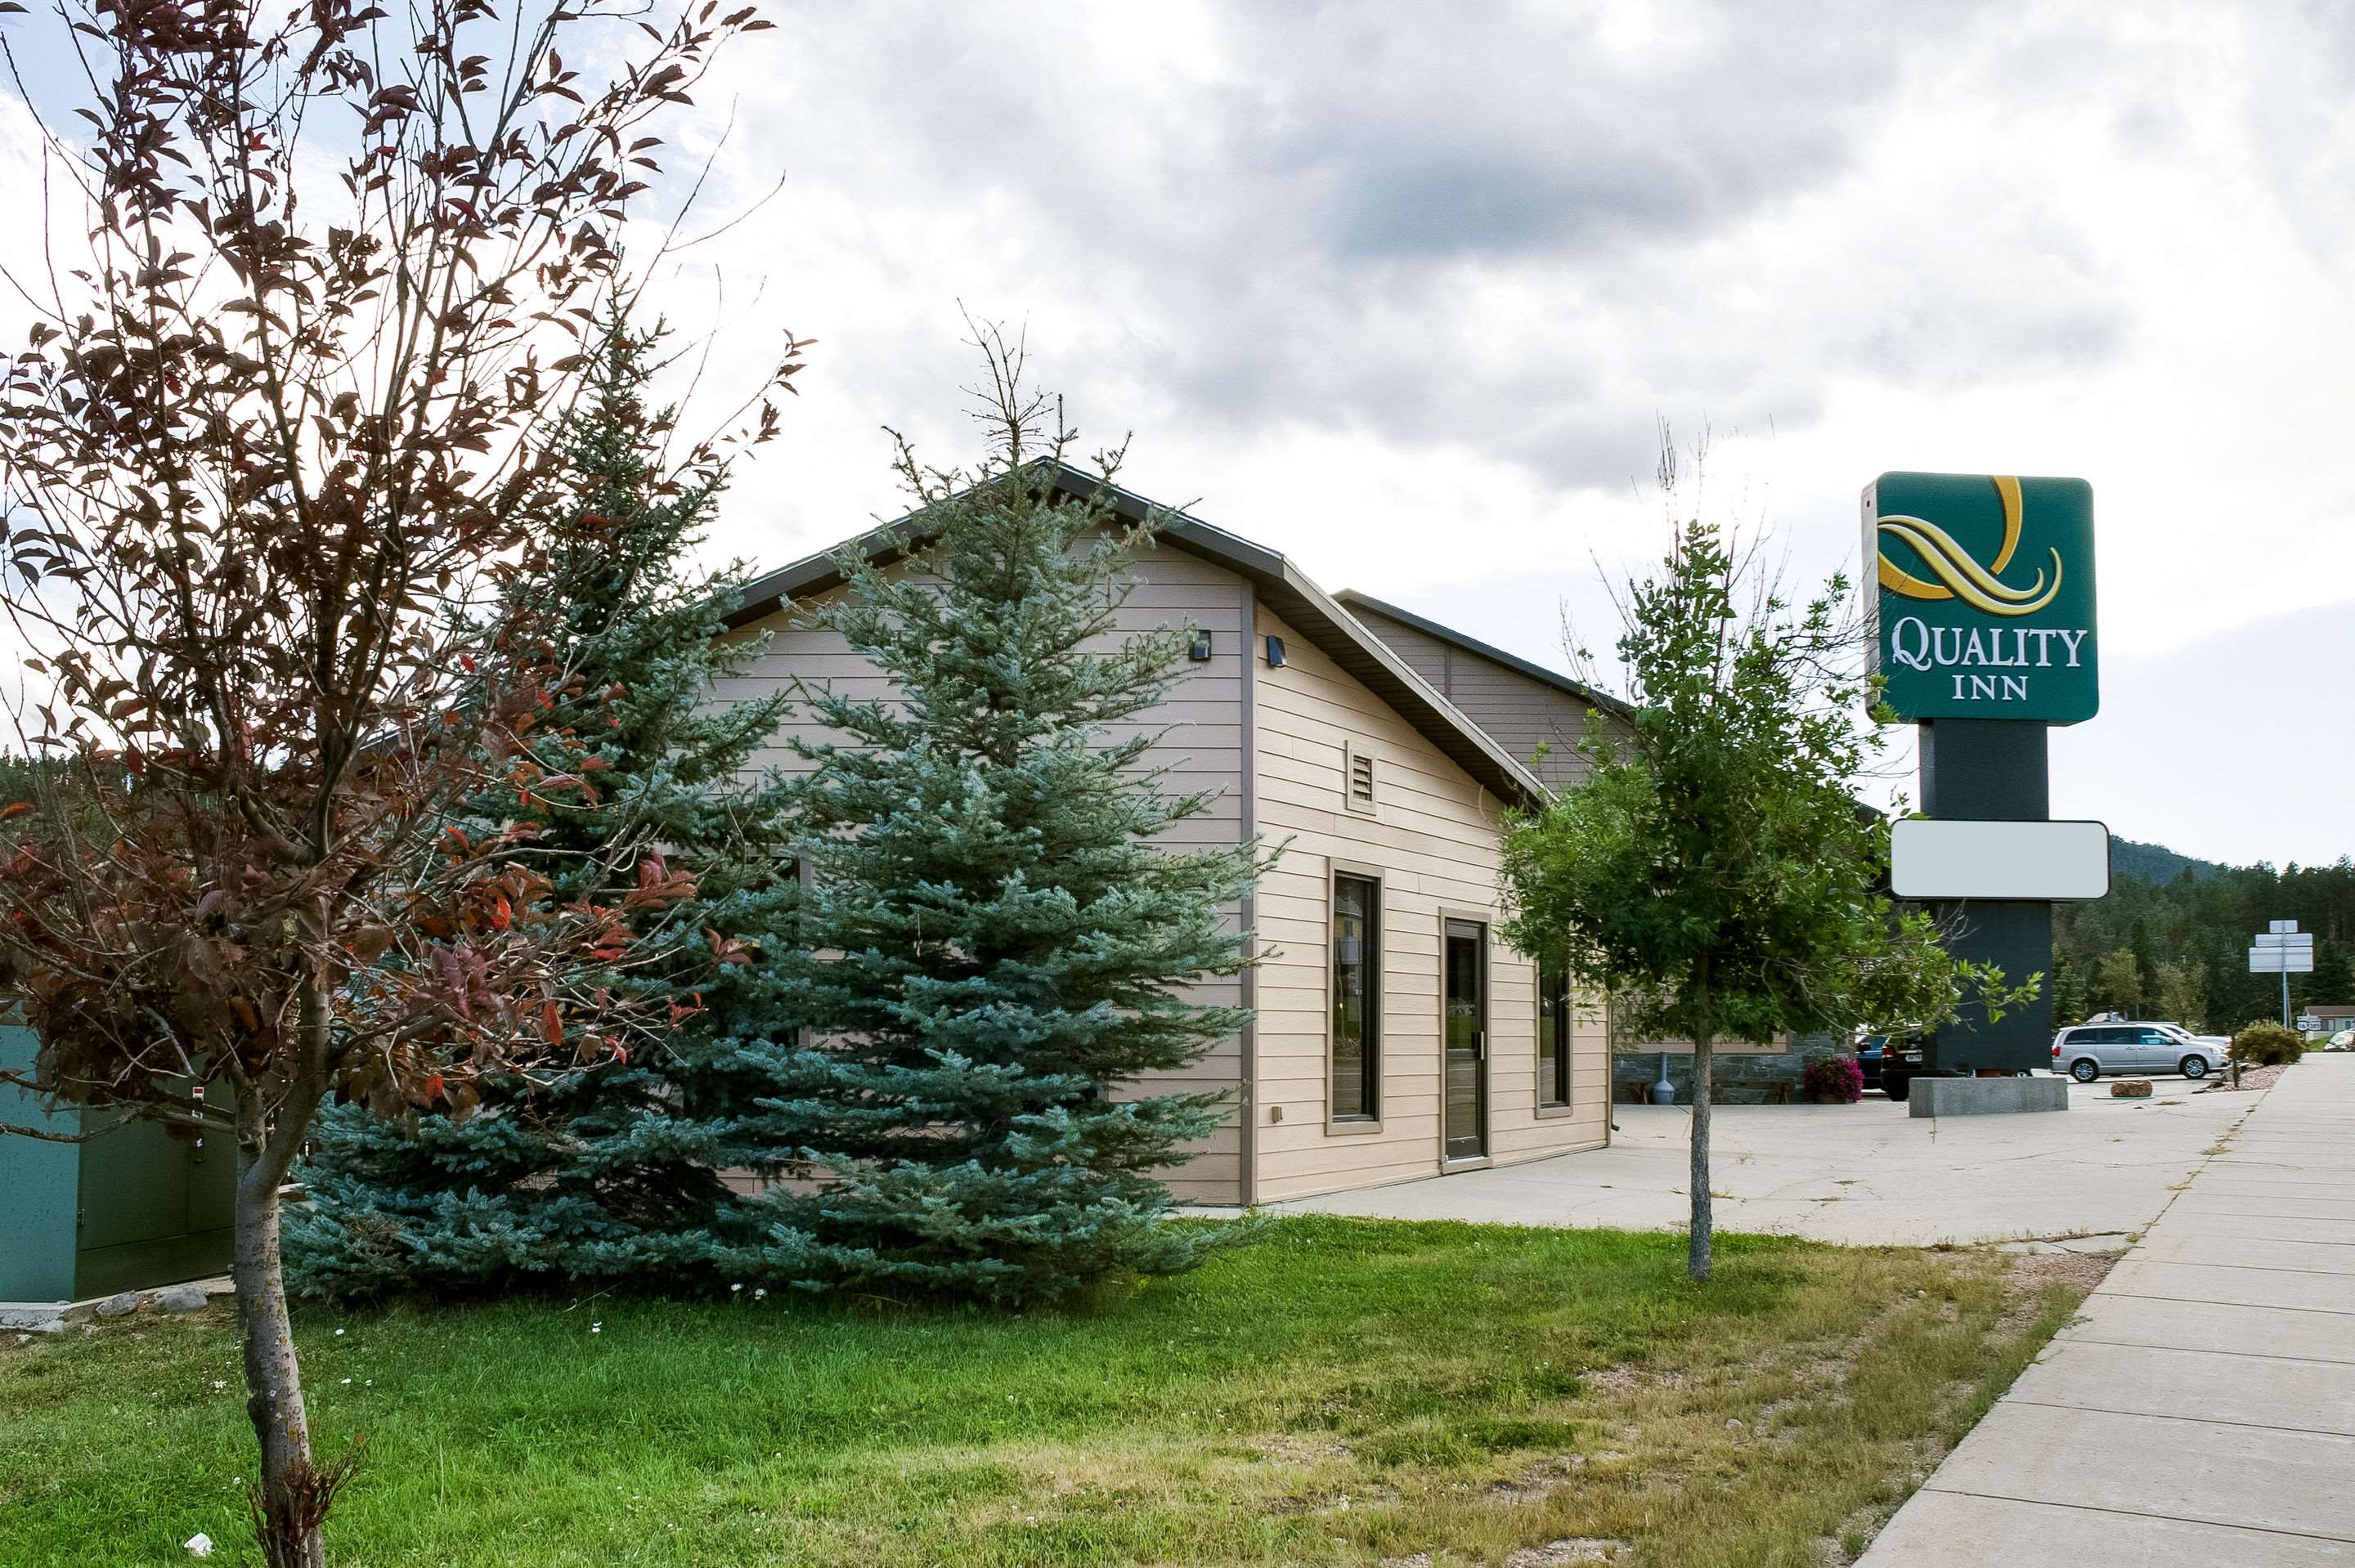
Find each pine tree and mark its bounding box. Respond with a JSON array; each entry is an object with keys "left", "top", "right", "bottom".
[
  {"left": 287, "top": 319, "right": 804, "bottom": 1300},
  {"left": 733, "top": 345, "right": 1260, "bottom": 1304}
]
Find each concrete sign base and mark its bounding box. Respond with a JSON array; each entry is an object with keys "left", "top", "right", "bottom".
[{"left": 1909, "top": 1077, "right": 2070, "bottom": 1118}]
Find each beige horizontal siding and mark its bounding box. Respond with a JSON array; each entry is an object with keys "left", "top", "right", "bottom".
[
  {"left": 1345, "top": 604, "right": 1610, "bottom": 792},
  {"left": 1248, "top": 605, "right": 1608, "bottom": 1203},
  {"left": 717, "top": 542, "right": 1255, "bottom": 1204}
]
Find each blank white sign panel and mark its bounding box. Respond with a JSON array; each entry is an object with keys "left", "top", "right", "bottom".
[{"left": 1891, "top": 818, "right": 2111, "bottom": 901}]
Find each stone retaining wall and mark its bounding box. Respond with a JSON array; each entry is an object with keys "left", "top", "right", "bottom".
[{"left": 1613, "top": 1033, "right": 1846, "bottom": 1104}]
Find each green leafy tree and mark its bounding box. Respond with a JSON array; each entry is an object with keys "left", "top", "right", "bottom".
[
  {"left": 2088, "top": 948, "right": 2144, "bottom": 1018},
  {"left": 739, "top": 343, "right": 1262, "bottom": 1303},
  {"left": 2150, "top": 960, "right": 2209, "bottom": 1032},
  {"left": 288, "top": 319, "right": 805, "bottom": 1301},
  {"left": 1501, "top": 465, "right": 2026, "bottom": 1281}
]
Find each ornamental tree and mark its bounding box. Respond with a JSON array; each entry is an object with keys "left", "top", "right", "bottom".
[
  {"left": 0, "top": 1, "right": 795, "bottom": 1561},
  {"left": 1501, "top": 453, "right": 2029, "bottom": 1282}
]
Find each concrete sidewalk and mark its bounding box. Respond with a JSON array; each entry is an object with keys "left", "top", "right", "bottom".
[{"left": 1859, "top": 1055, "right": 2355, "bottom": 1566}]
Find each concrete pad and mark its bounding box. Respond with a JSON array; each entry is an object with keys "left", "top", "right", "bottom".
[
  {"left": 2133, "top": 1234, "right": 2355, "bottom": 1273},
  {"left": 1910, "top": 1075, "right": 2070, "bottom": 1117},
  {"left": 2007, "top": 1339, "right": 2355, "bottom": 1435},
  {"left": 1261, "top": 1077, "right": 2255, "bottom": 1246},
  {"left": 2102, "top": 1258, "right": 2355, "bottom": 1312},
  {"left": 1859, "top": 1490, "right": 2355, "bottom": 1565},
  {"left": 2060, "top": 1292, "right": 2355, "bottom": 1364},
  {"left": 1924, "top": 1401, "right": 2355, "bottom": 1541}
]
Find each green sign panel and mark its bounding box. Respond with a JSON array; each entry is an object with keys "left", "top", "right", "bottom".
[{"left": 1864, "top": 471, "right": 2097, "bottom": 724}]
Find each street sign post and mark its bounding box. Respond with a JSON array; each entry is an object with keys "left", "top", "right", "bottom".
[
  {"left": 1869, "top": 472, "right": 2098, "bottom": 1086},
  {"left": 2250, "top": 921, "right": 2313, "bottom": 1025}
]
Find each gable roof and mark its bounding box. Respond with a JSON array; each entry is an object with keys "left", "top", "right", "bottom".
[
  {"left": 1333, "top": 589, "right": 1634, "bottom": 720},
  {"left": 726, "top": 463, "right": 1547, "bottom": 807}
]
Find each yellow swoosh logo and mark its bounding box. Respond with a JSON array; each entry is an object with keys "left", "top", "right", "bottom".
[{"left": 1876, "top": 474, "right": 2062, "bottom": 616}]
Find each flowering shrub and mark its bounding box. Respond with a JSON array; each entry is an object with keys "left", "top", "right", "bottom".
[{"left": 1803, "top": 1053, "right": 1865, "bottom": 1104}]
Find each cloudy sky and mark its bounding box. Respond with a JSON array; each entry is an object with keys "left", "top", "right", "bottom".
[
  {"left": 620, "top": 0, "right": 2349, "bottom": 870},
  {"left": 6, "top": 1, "right": 2351, "bottom": 866}
]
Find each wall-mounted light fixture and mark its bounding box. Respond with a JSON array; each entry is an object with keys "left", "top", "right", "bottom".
[
  {"left": 1265, "top": 635, "right": 1287, "bottom": 668},
  {"left": 1188, "top": 630, "right": 1213, "bottom": 662}
]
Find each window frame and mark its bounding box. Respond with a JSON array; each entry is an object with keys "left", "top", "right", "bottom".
[
  {"left": 1536, "top": 956, "right": 1573, "bottom": 1111},
  {"left": 1328, "top": 866, "right": 1383, "bottom": 1128}
]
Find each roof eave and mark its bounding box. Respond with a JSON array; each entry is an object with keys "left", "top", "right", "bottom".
[
  {"left": 1331, "top": 588, "right": 1634, "bottom": 719},
  {"left": 725, "top": 463, "right": 1547, "bottom": 809}
]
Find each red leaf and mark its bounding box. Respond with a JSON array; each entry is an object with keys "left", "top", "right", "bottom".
[{"left": 541, "top": 999, "right": 563, "bottom": 1046}]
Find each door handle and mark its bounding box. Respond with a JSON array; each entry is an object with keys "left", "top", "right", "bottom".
[{"left": 1473, "top": 1030, "right": 1485, "bottom": 1061}]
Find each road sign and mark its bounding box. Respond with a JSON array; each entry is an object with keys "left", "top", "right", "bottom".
[
  {"left": 1890, "top": 818, "right": 2110, "bottom": 900},
  {"left": 1864, "top": 472, "right": 2098, "bottom": 724},
  {"left": 2299, "top": 1015, "right": 2322, "bottom": 1031},
  {"left": 2254, "top": 920, "right": 2314, "bottom": 1024}
]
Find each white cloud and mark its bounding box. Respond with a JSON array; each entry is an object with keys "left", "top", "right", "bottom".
[{"left": 2, "top": 0, "right": 2346, "bottom": 863}]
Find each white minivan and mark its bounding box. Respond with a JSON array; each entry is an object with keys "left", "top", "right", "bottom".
[{"left": 2051, "top": 1022, "right": 2227, "bottom": 1082}]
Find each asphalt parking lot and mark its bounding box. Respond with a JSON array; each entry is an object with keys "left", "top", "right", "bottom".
[{"left": 1267, "top": 1076, "right": 2264, "bottom": 1247}]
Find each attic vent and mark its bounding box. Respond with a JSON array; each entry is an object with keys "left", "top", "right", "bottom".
[{"left": 1345, "top": 746, "right": 1376, "bottom": 814}]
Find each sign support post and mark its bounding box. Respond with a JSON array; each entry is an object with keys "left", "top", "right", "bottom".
[
  {"left": 1916, "top": 719, "right": 2056, "bottom": 1074},
  {"left": 2250, "top": 921, "right": 2313, "bottom": 1028}
]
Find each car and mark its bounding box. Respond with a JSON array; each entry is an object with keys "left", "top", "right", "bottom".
[
  {"left": 2050, "top": 1021, "right": 2227, "bottom": 1083},
  {"left": 1855, "top": 1028, "right": 1928, "bottom": 1100}
]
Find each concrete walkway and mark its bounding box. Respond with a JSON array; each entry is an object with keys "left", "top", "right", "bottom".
[{"left": 1860, "top": 1055, "right": 2355, "bottom": 1566}]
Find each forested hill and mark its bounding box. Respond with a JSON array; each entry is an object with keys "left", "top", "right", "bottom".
[
  {"left": 2053, "top": 842, "right": 2353, "bottom": 1032},
  {"left": 2108, "top": 837, "right": 2222, "bottom": 885}
]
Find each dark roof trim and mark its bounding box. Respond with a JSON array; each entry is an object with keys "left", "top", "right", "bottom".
[
  {"left": 727, "top": 463, "right": 1547, "bottom": 807},
  {"left": 1332, "top": 589, "right": 1634, "bottom": 719}
]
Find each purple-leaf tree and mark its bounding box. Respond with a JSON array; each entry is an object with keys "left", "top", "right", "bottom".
[{"left": 0, "top": 0, "right": 797, "bottom": 1560}]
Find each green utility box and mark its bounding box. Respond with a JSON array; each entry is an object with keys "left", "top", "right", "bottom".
[{"left": 0, "top": 1026, "right": 235, "bottom": 1303}]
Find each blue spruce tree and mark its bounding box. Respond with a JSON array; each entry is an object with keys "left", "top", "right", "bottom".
[
  {"left": 736, "top": 351, "right": 1261, "bottom": 1303},
  {"left": 287, "top": 318, "right": 802, "bottom": 1300}
]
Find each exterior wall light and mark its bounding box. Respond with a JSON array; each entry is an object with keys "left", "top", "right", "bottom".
[
  {"left": 1265, "top": 635, "right": 1287, "bottom": 667},
  {"left": 1188, "top": 630, "right": 1213, "bottom": 662}
]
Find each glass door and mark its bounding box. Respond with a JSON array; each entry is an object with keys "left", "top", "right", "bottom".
[{"left": 1443, "top": 920, "right": 1487, "bottom": 1160}]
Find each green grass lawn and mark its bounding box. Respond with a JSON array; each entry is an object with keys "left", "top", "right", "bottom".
[{"left": 2, "top": 1216, "right": 2085, "bottom": 1567}]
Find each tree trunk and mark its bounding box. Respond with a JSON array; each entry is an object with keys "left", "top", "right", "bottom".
[
  {"left": 234, "top": 1108, "right": 328, "bottom": 1568},
  {"left": 1688, "top": 1028, "right": 1714, "bottom": 1282}
]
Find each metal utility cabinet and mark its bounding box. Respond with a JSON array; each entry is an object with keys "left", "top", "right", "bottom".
[{"left": 0, "top": 1025, "right": 235, "bottom": 1302}]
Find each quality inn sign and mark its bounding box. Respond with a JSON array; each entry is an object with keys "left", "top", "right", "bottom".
[{"left": 1863, "top": 471, "right": 2098, "bottom": 724}]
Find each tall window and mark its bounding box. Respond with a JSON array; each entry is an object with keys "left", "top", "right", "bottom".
[
  {"left": 1332, "top": 873, "right": 1379, "bottom": 1119},
  {"left": 1538, "top": 957, "right": 1572, "bottom": 1107}
]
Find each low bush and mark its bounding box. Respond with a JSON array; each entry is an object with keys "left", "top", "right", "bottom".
[
  {"left": 1804, "top": 1053, "right": 1865, "bottom": 1103},
  {"left": 2229, "top": 1020, "right": 2306, "bottom": 1067}
]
